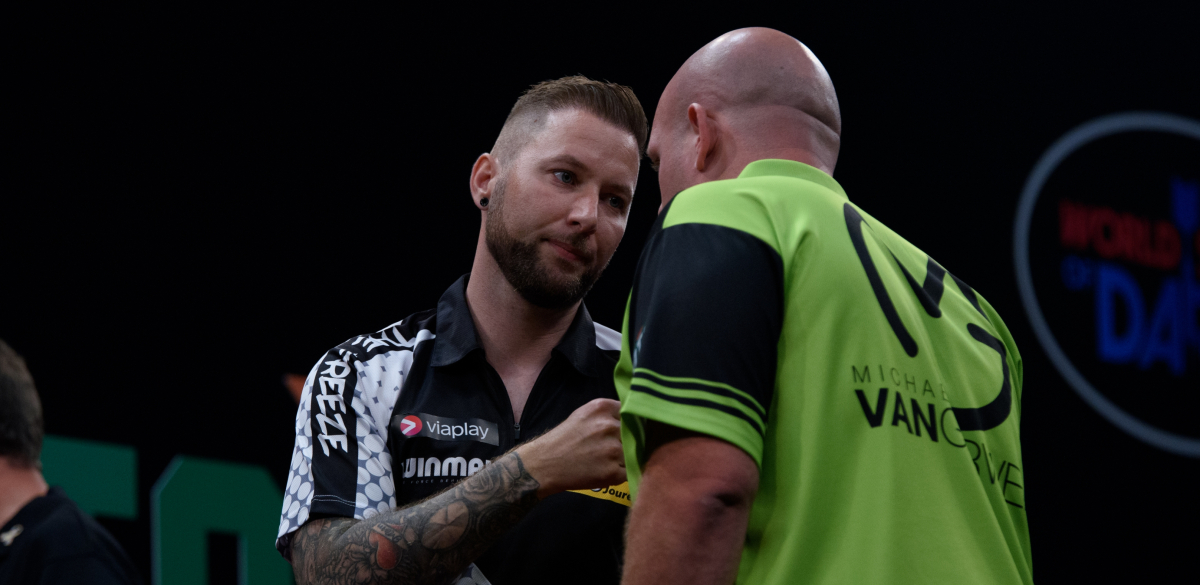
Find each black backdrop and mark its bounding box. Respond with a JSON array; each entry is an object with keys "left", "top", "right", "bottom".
[{"left": 5, "top": 4, "right": 1198, "bottom": 583}]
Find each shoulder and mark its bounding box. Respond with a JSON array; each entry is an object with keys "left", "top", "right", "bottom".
[
  {"left": 19, "top": 494, "right": 137, "bottom": 576},
  {"left": 21, "top": 492, "right": 92, "bottom": 550},
  {"left": 302, "top": 307, "right": 438, "bottom": 416},
  {"left": 663, "top": 175, "right": 846, "bottom": 255},
  {"left": 670, "top": 172, "right": 844, "bottom": 219},
  {"left": 321, "top": 307, "right": 438, "bottom": 366}
]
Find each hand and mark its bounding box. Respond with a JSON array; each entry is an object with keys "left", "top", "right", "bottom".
[{"left": 515, "top": 398, "right": 626, "bottom": 498}]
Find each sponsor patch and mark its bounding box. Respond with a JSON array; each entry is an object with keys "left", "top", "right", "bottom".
[
  {"left": 394, "top": 412, "right": 499, "bottom": 446},
  {"left": 568, "top": 481, "right": 632, "bottom": 507},
  {"left": 400, "top": 415, "right": 422, "bottom": 436}
]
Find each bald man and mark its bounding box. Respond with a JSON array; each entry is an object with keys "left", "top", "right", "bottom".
[{"left": 615, "top": 28, "right": 1033, "bottom": 584}]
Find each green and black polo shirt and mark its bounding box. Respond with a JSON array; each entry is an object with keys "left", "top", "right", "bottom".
[{"left": 616, "top": 159, "right": 1033, "bottom": 584}]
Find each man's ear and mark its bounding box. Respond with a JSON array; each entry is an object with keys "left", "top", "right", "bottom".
[
  {"left": 470, "top": 153, "right": 499, "bottom": 210},
  {"left": 687, "top": 103, "right": 716, "bottom": 173}
]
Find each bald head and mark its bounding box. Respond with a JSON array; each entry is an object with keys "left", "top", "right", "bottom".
[
  {"left": 648, "top": 28, "right": 841, "bottom": 205},
  {"left": 671, "top": 28, "right": 840, "bottom": 133}
]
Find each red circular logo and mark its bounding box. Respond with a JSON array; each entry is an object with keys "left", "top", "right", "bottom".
[{"left": 400, "top": 415, "right": 422, "bottom": 436}]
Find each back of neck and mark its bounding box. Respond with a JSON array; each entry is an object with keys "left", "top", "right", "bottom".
[{"left": 0, "top": 457, "right": 49, "bottom": 527}]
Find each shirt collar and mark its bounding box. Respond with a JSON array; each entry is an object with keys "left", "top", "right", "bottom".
[
  {"left": 429, "top": 274, "right": 609, "bottom": 378},
  {"left": 1, "top": 487, "right": 67, "bottom": 559},
  {"left": 429, "top": 275, "right": 480, "bottom": 367},
  {"left": 737, "top": 159, "right": 849, "bottom": 201},
  {"left": 553, "top": 302, "right": 609, "bottom": 378}
]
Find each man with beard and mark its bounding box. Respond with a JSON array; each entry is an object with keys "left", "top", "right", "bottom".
[{"left": 278, "top": 76, "right": 647, "bottom": 585}]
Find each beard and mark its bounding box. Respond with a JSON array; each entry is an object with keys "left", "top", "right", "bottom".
[{"left": 484, "top": 178, "right": 607, "bottom": 310}]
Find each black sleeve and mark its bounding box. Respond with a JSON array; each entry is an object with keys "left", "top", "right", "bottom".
[{"left": 623, "top": 222, "right": 784, "bottom": 464}]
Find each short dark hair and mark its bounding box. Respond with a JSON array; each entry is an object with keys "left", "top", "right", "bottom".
[
  {"left": 0, "top": 339, "right": 43, "bottom": 468},
  {"left": 492, "top": 75, "right": 649, "bottom": 165}
]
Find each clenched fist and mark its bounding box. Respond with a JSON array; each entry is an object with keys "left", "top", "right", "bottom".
[{"left": 515, "top": 398, "right": 626, "bottom": 499}]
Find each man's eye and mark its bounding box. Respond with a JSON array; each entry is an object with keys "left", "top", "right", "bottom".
[
  {"left": 554, "top": 171, "right": 575, "bottom": 184},
  {"left": 606, "top": 196, "right": 626, "bottom": 210}
]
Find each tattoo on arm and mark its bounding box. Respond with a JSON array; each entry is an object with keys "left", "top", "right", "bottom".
[{"left": 290, "top": 451, "right": 541, "bottom": 585}]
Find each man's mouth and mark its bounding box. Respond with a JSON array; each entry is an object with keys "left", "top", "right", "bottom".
[{"left": 547, "top": 239, "right": 592, "bottom": 264}]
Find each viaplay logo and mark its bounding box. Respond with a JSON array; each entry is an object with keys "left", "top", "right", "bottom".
[
  {"left": 400, "top": 415, "right": 423, "bottom": 437},
  {"left": 1015, "top": 112, "right": 1200, "bottom": 457}
]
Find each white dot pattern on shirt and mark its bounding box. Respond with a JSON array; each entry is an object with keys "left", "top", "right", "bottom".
[{"left": 276, "top": 324, "right": 441, "bottom": 547}]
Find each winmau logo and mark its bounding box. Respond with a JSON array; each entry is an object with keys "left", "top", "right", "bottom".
[
  {"left": 393, "top": 413, "right": 500, "bottom": 446},
  {"left": 402, "top": 456, "right": 489, "bottom": 479}
]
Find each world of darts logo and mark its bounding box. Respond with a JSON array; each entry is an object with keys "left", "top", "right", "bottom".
[
  {"left": 1015, "top": 112, "right": 1200, "bottom": 457},
  {"left": 400, "top": 415, "right": 423, "bottom": 437},
  {"left": 1058, "top": 179, "right": 1199, "bottom": 374}
]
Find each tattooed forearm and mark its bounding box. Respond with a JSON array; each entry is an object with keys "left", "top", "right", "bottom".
[{"left": 290, "top": 451, "right": 541, "bottom": 585}]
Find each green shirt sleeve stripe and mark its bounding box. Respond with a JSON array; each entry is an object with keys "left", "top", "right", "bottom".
[
  {"left": 621, "top": 389, "right": 766, "bottom": 467},
  {"left": 630, "top": 377, "right": 766, "bottom": 432},
  {"left": 633, "top": 368, "right": 767, "bottom": 420},
  {"left": 629, "top": 380, "right": 765, "bottom": 436}
]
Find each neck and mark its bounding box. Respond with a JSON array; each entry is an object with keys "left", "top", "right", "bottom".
[
  {"left": 665, "top": 147, "right": 834, "bottom": 211},
  {"left": 716, "top": 110, "right": 839, "bottom": 178},
  {"left": 465, "top": 232, "right": 579, "bottom": 370},
  {"left": 0, "top": 457, "right": 48, "bottom": 527},
  {"left": 718, "top": 146, "right": 835, "bottom": 180}
]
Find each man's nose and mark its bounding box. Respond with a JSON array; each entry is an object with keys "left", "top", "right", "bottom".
[{"left": 567, "top": 188, "right": 599, "bottom": 232}]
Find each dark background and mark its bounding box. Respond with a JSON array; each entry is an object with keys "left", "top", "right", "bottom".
[
  {"left": 1028, "top": 132, "right": 1200, "bottom": 436},
  {"left": 5, "top": 4, "right": 1198, "bottom": 583}
]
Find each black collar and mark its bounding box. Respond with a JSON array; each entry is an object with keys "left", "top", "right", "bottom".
[
  {"left": 428, "top": 275, "right": 610, "bottom": 378},
  {"left": 0, "top": 487, "right": 67, "bottom": 560}
]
